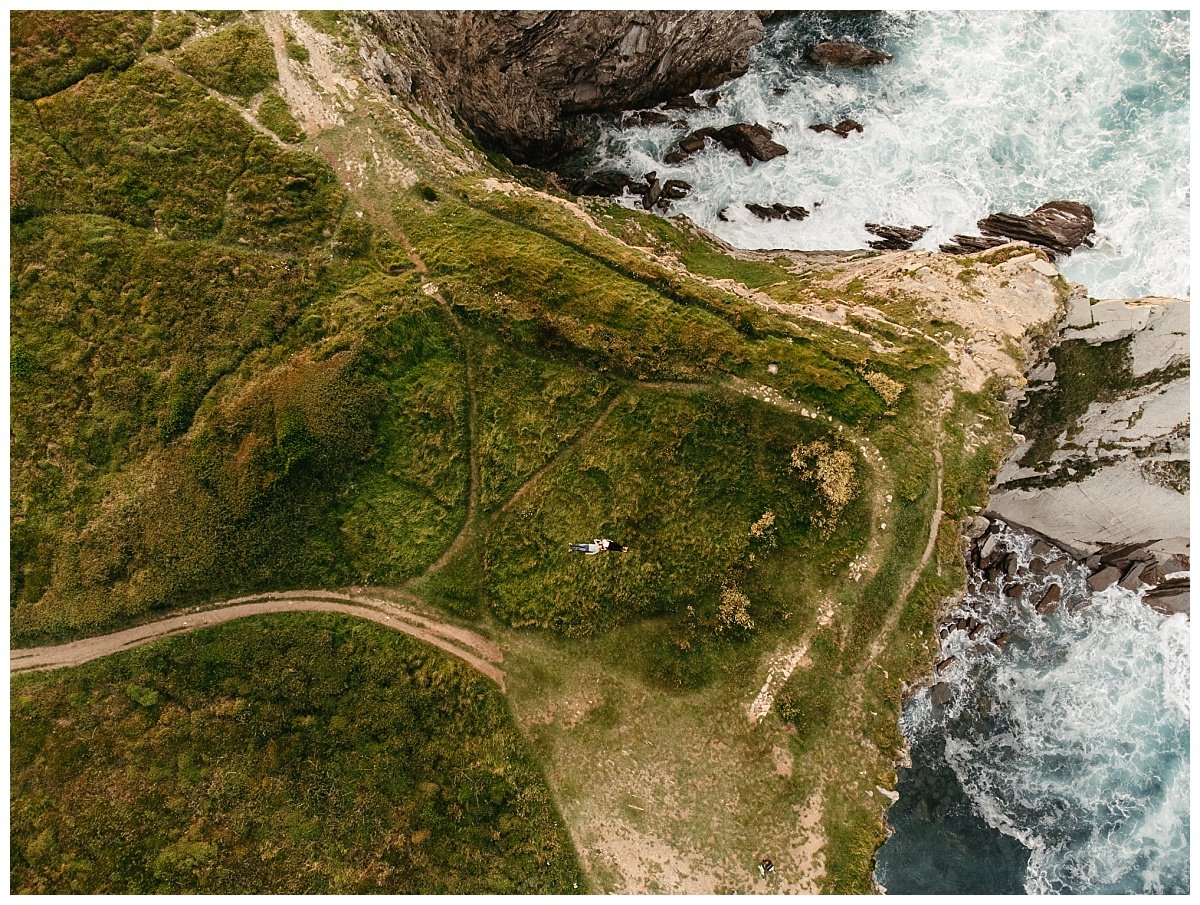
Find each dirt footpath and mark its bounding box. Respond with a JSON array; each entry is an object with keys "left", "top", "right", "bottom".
[{"left": 10, "top": 591, "right": 506, "bottom": 689}]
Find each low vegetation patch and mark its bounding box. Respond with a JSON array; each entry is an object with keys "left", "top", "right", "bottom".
[
  {"left": 10, "top": 614, "right": 584, "bottom": 894},
  {"left": 256, "top": 90, "right": 305, "bottom": 143},
  {"left": 10, "top": 10, "right": 151, "bottom": 99},
  {"left": 174, "top": 21, "right": 277, "bottom": 101}
]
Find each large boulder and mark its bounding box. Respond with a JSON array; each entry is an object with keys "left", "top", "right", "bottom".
[
  {"left": 865, "top": 223, "right": 928, "bottom": 251},
  {"left": 714, "top": 123, "right": 788, "bottom": 164},
  {"left": 805, "top": 41, "right": 892, "bottom": 66},
  {"left": 385, "top": 11, "right": 766, "bottom": 163},
  {"left": 571, "top": 169, "right": 631, "bottom": 197},
  {"left": 665, "top": 123, "right": 787, "bottom": 166},
  {"left": 977, "top": 201, "right": 1096, "bottom": 258}
]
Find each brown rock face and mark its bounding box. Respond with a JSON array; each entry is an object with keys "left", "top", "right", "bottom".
[
  {"left": 805, "top": 40, "right": 893, "bottom": 66},
  {"left": 865, "top": 223, "right": 928, "bottom": 251},
  {"left": 663, "top": 122, "right": 787, "bottom": 167},
  {"left": 391, "top": 11, "right": 765, "bottom": 163},
  {"left": 977, "top": 200, "right": 1096, "bottom": 258},
  {"left": 809, "top": 118, "right": 864, "bottom": 138}
]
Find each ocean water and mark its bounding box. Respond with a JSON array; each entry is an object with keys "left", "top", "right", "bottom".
[
  {"left": 575, "top": 10, "right": 1190, "bottom": 300},
  {"left": 873, "top": 527, "right": 1191, "bottom": 895}
]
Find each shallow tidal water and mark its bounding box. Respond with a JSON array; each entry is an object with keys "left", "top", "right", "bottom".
[{"left": 576, "top": 10, "right": 1190, "bottom": 300}]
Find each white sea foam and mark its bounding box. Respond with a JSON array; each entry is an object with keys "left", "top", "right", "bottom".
[
  {"left": 920, "top": 528, "right": 1192, "bottom": 894},
  {"left": 586, "top": 10, "right": 1189, "bottom": 300}
]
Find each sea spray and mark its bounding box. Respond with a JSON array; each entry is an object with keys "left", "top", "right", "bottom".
[
  {"left": 875, "top": 526, "right": 1190, "bottom": 894},
  {"left": 575, "top": 10, "right": 1190, "bottom": 300}
]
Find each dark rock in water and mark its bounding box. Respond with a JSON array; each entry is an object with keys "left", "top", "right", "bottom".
[
  {"left": 662, "top": 91, "right": 719, "bottom": 111},
  {"left": 623, "top": 110, "right": 671, "bottom": 128},
  {"left": 977, "top": 200, "right": 1095, "bottom": 258},
  {"left": 955, "top": 617, "right": 969, "bottom": 632},
  {"left": 991, "top": 631, "right": 1013, "bottom": 648},
  {"left": 642, "top": 177, "right": 663, "bottom": 211},
  {"left": 1004, "top": 553, "right": 1020, "bottom": 577},
  {"left": 967, "top": 622, "right": 986, "bottom": 641},
  {"left": 1086, "top": 565, "right": 1122, "bottom": 592},
  {"left": 806, "top": 40, "right": 893, "bottom": 66},
  {"left": 939, "top": 235, "right": 1009, "bottom": 255},
  {"left": 661, "top": 178, "right": 691, "bottom": 200},
  {"left": 1029, "top": 557, "right": 1048, "bottom": 576},
  {"left": 1031, "top": 539, "right": 1054, "bottom": 558},
  {"left": 745, "top": 201, "right": 809, "bottom": 222},
  {"left": 663, "top": 94, "right": 703, "bottom": 111},
  {"left": 663, "top": 126, "right": 718, "bottom": 164},
  {"left": 1035, "top": 584, "right": 1062, "bottom": 615},
  {"left": 810, "top": 118, "right": 864, "bottom": 138},
  {"left": 1004, "top": 582, "right": 1026, "bottom": 599},
  {"left": 935, "top": 655, "right": 958, "bottom": 675},
  {"left": 930, "top": 682, "right": 953, "bottom": 708},
  {"left": 1046, "top": 558, "right": 1070, "bottom": 578},
  {"left": 389, "top": 11, "right": 766, "bottom": 164},
  {"left": 1145, "top": 577, "right": 1190, "bottom": 616},
  {"left": 713, "top": 123, "right": 788, "bottom": 165},
  {"left": 772, "top": 86, "right": 788, "bottom": 96},
  {"left": 571, "top": 169, "right": 631, "bottom": 197},
  {"left": 865, "top": 223, "right": 928, "bottom": 251},
  {"left": 1085, "top": 554, "right": 1102, "bottom": 571}
]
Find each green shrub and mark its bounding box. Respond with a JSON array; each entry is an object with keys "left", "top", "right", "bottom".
[
  {"left": 174, "top": 22, "right": 277, "bottom": 100},
  {"left": 142, "top": 11, "right": 196, "bottom": 52},
  {"left": 256, "top": 90, "right": 305, "bottom": 143},
  {"left": 11, "top": 614, "right": 585, "bottom": 894},
  {"left": 32, "top": 61, "right": 255, "bottom": 235},
  {"left": 285, "top": 38, "right": 310, "bottom": 63},
  {"left": 10, "top": 11, "right": 152, "bottom": 99}
]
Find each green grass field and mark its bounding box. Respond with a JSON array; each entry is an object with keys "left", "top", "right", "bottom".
[
  {"left": 10, "top": 10, "right": 1022, "bottom": 894},
  {"left": 11, "top": 614, "right": 584, "bottom": 894}
]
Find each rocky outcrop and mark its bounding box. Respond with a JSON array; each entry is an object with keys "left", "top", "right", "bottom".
[
  {"left": 622, "top": 110, "right": 672, "bottom": 128},
  {"left": 978, "top": 201, "right": 1095, "bottom": 258},
  {"left": 380, "top": 11, "right": 765, "bottom": 163},
  {"left": 990, "top": 296, "right": 1189, "bottom": 558},
  {"left": 664, "top": 123, "right": 787, "bottom": 166},
  {"left": 943, "top": 201, "right": 1095, "bottom": 259},
  {"left": 619, "top": 172, "right": 692, "bottom": 211},
  {"left": 745, "top": 202, "right": 809, "bottom": 222},
  {"left": 864, "top": 223, "right": 927, "bottom": 251},
  {"left": 570, "top": 169, "right": 631, "bottom": 197},
  {"left": 809, "top": 118, "right": 863, "bottom": 138},
  {"left": 805, "top": 40, "right": 892, "bottom": 66},
  {"left": 939, "top": 235, "right": 1009, "bottom": 255}
]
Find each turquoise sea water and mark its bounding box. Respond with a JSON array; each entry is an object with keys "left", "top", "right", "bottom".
[
  {"left": 874, "top": 528, "right": 1190, "bottom": 895},
  {"left": 582, "top": 10, "right": 1190, "bottom": 300}
]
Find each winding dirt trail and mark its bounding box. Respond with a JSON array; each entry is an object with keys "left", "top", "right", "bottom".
[{"left": 11, "top": 590, "right": 506, "bottom": 690}]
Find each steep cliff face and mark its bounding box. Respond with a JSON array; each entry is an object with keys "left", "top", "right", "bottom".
[{"left": 368, "top": 11, "right": 765, "bottom": 163}]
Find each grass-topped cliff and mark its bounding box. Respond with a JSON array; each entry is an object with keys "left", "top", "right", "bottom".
[{"left": 10, "top": 10, "right": 1058, "bottom": 894}]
